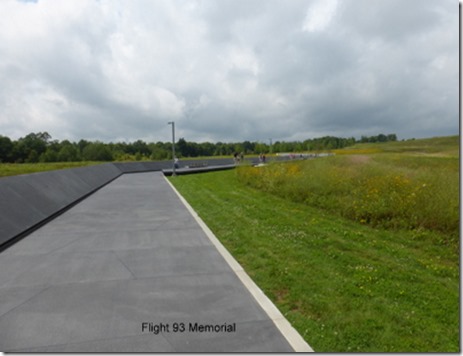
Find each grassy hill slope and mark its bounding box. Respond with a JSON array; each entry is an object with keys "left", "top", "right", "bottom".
[{"left": 169, "top": 136, "right": 459, "bottom": 352}]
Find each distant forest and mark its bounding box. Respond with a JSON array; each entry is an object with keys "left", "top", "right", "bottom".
[{"left": 0, "top": 132, "right": 397, "bottom": 163}]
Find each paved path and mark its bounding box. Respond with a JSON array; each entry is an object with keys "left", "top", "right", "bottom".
[{"left": 0, "top": 172, "right": 311, "bottom": 352}]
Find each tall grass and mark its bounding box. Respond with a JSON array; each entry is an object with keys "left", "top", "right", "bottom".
[{"left": 236, "top": 154, "right": 459, "bottom": 245}]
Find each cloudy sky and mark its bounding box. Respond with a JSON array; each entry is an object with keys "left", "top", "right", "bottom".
[{"left": 0, "top": 0, "right": 458, "bottom": 143}]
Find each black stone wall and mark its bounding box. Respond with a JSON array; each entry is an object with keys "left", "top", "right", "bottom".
[{"left": 0, "top": 159, "right": 233, "bottom": 250}]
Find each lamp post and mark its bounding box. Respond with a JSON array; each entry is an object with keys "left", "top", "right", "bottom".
[{"left": 167, "top": 121, "right": 176, "bottom": 176}]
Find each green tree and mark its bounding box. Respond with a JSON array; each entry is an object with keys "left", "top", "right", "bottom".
[
  {"left": 131, "top": 139, "right": 150, "bottom": 156},
  {"left": 58, "top": 144, "right": 80, "bottom": 162},
  {"left": 377, "top": 134, "right": 387, "bottom": 142},
  {"left": 242, "top": 141, "right": 255, "bottom": 154},
  {"left": 13, "top": 132, "right": 51, "bottom": 162},
  {"left": 82, "top": 142, "right": 113, "bottom": 161},
  {"left": 27, "top": 149, "right": 39, "bottom": 163},
  {"left": 40, "top": 147, "right": 58, "bottom": 162},
  {"left": 177, "top": 138, "right": 188, "bottom": 157},
  {"left": 77, "top": 139, "right": 90, "bottom": 155},
  {"left": 0, "top": 135, "right": 13, "bottom": 162}
]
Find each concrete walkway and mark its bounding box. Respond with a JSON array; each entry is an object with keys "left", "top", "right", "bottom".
[{"left": 0, "top": 172, "right": 312, "bottom": 352}]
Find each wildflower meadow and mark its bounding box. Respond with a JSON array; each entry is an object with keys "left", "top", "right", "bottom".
[{"left": 237, "top": 148, "right": 458, "bottom": 247}]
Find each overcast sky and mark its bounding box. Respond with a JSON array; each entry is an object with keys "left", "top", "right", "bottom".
[{"left": 0, "top": 0, "right": 458, "bottom": 143}]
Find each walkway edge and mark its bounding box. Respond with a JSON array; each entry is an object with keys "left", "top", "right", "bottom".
[{"left": 164, "top": 175, "right": 314, "bottom": 353}]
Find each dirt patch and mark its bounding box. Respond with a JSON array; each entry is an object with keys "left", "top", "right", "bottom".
[
  {"left": 348, "top": 155, "right": 371, "bottom": 164},
  {"left": 274, "top": 288, "right": 289, "bottom": 303}
]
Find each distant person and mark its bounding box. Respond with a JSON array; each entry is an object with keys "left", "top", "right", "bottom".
[
  {"left": 233, "top": 152, "right": 239, "bottom": 164},
  {"left": 174, "top": 157, "right": 179, "bottom": 169},
  {"left": 262, "top": 154, "right": 266, "bottom": 163}
]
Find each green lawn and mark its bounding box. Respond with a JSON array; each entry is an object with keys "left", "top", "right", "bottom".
[
  {"left": 169, "top": 169, "right": 459, "bottom": 352},
  {"left": 0, "top": 162, "right": 101, "bottom": 178}
]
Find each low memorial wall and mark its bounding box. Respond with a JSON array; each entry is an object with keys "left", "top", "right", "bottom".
[{"left": 0, "top": 158, "right": 234, "bottom": 250}]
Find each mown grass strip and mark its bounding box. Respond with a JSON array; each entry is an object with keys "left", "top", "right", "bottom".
[
  {"left": 169, "top": 170, "right": 459, "bottom": 352},
  {"left": 0, "top": 162, "right": 101, "bottom": 178}
]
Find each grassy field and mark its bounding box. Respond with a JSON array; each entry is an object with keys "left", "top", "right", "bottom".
[
  {"left": 0, "top": 161, "right": 101, "bottom": 178},
  {"left": 238, "top": 152, "right": 459, "bottom": 242},
  {"left": 332, "top": 135, "right": 459, "bottom": 156},
  {"left": 0, "top": 156, "right": 236, "bottom": 178},
  {"left": 169, "top": 136, "right": 459, "bottom": 352},
  {"left": 0, "top": 136, "right": 459, "bottom": 351}
]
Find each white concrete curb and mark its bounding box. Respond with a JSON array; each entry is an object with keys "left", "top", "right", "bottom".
[{"left": 164, "top": 175, "right": 314, "bottom": 352}]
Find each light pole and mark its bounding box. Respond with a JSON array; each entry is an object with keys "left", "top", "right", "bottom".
[{"left": 167, "top": 121, "right": 176, "bottom": 176}]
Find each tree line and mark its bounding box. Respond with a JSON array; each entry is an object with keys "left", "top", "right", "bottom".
[{"left": 0, "top": 132, "right": 397, "bottom": 163}]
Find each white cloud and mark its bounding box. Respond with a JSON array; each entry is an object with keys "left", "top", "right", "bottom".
[
  {"left": 302, "top": 0, "right": 338, "bottom": 33},
  {"left": 0, "top": 0, "right": 458, "bottom": 143}
]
